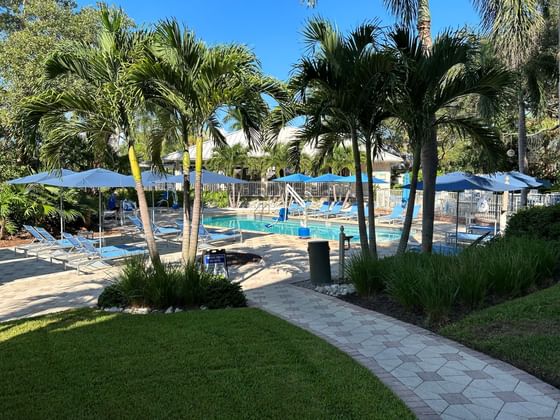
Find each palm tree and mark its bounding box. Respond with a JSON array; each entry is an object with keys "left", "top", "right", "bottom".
[
  {"left": 290, "top": 19, "right": 394, "bottom": 257},
  {"left": 385, "top": 0, "right": 547, "bottom": 212},
  {"left": 133, "top": 19, "right": 282, "bottom": 262},
  {"left": 207, "top": 144, "right": 248, "bottom": 207},
  {"left": 388, "top": 28, "right": 511, "bottom": 253},
  {"left": 266, "top": 143, "right": 291, "bottom": 178},
  {"left": 19, "top": 6, "right": 163, "bottom": 268}
]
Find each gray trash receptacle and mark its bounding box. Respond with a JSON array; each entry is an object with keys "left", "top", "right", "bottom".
[{"left": 308, "top": 240, "right": 332, "bottom": 285}]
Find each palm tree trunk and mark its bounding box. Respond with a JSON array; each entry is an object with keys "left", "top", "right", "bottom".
[
  {"left": 421, "top": 126, "right": 438, "bottom": 253},
  {"left": 397, "top": 142, "right": 421, "bottom": 255},
  {"left": 181, "top": 147, "right": 191, "bottom": 262},
  {"left": 350, "top": 127, "right": 369, "bottom": 254},
  {"left": 518, "top": 91, "right": 529, "bottom": 207},
  {"left": 188, "top": 137, "right": 204, "bottom": 263},
  {"left": 364, "top": 139, "right": 377, "bottom": 259},
  {"left": 417, "top": 0, "right": 433, "bottom": 52},
  {"left": 128, "top": 145, "right": 162, "bottom": 269}
]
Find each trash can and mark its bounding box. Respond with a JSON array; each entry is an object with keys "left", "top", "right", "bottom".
[{"left": 308, "top": 240, "right": 332, "bottom": 285}]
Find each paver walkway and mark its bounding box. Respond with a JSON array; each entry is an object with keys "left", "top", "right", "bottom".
[{"left": 247, "top": 283, "right": 560, "bottom": 420}]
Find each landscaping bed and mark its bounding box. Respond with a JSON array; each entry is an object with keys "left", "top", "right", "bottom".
[{"left": 0, "top": 308, "right": 413, "bottom": 419}]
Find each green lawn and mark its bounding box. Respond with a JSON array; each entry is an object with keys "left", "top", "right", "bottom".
[
  {"left": 0, "top": 308, "right": 412, "bottom": 419},
  {"left": 441, "top": 283, "right": 560, "bottom": 388}
]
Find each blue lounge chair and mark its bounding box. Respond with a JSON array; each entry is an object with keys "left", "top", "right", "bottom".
[
  {"left": 336, "top": 203, "right": 358, "bottom": 219},
  {"left": 198, "top": 225, "right": 242, "bottom": 246},
  {"left": 15, "top": 225, "right": 50, "bottom": 255},
  {"left": 308, "top": 201, "right": 331, "bottom": 217},
  {"left": 128, "top": 215, "right": 180, "bottom": 239},
  {"left": 324, "top": 201, "right": 344, "bottom": 218},
  {"left": 68, "top": 236, "right": 147, "bottom": 273},
  {"left": 377, "top": 204, "right": 404, "bottom": 223},
  {"left": 446, "top": 231, "right": 493, "bottom": 245}
]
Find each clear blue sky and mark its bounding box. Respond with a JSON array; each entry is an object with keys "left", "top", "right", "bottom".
[{"left": 76, "top": 0, "right": 480, "bottom": 81}]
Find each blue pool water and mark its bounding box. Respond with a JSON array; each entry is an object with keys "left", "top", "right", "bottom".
[{"left": 203, "top": 215, "right": 401, "bottom": 242}]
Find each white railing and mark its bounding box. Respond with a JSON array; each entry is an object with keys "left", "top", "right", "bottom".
[{"left": 185, "top": 182, "right": 560, "bottom": 215}]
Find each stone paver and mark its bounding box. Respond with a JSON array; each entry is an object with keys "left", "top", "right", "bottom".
[{"left": 246, "top": 284, "right": 560, "bottom": 420}]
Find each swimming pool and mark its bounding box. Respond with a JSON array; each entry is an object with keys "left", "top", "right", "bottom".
[{"left": 203, "top": 214, "right": 401, "bottom": 242}]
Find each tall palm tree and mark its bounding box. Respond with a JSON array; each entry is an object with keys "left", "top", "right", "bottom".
[
  {"left": 132, "top": 19, "right": 282, "bottom": 262},
  {"left": 388, "top": 28, "right": 512, "bottom": 253},
  {"left": 207, "top": 144, "right": 248, "bottom": 207},
  {"left": 19, "top": 5, "right": 163, "bottom": 268},
  {"left": 290, "top": 19, "right": 394, "bottom": 257},
  {"left": 385, "top": 0, "right": 546, "bottom": 212}
]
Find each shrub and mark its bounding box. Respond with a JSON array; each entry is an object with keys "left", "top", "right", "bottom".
[
  {"left": 383, "top": 253, "right": 459, "bottom": 324},
  {"left": 366, "top": 237, "right": 559, "bottom": 325},
  {"left": 506, "top": 205, "right": 560, "bottom": 241},
  {"left": 203, "top": 191, "right": 229, "bottom": 208},
  {"left": 454, "top": 248, "right": 491, "bottom": 309},
  {"left": 98, "top": 283, "right": 129, "bottom": 308},
  {"left": 345, "top": 253, "right": 386, "bottom": 296},
  {"left": 99, "top": 257, "right": 247, "bottom": 310},
  {"left": 202, "top": 278, "right": 247, "bottom": 309}
]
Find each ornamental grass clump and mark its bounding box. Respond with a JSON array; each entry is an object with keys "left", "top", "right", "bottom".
[
  {"left": 98, "top": 257, "right": 246, "bottom": 310},
  {"left": 345, "top": 236, "right": 559, "bottom": 326},
  {"left": 345, "top": 253, "right": 386, "bottom": 296},
  {"left": 383, "top": 253, "right": 459, "bottom": 324}
]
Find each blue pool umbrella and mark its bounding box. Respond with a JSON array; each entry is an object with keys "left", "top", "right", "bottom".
[
  {"left": 42, "top": 168, "right": 136, "bottom": 188},
  {"left": 336, "top": 173, "right": 387, "bottom": 184},
  {"left": 141, "top": 170, "right": 172, "bottom": 185},
  {"left": 404, "top": 172, "right": 517, "bottom": 192},
  {"left": 304, "top": 173, "right": 345, "bottom": 183},
  {"left": 272, "top": 173, "right": 312, "bottom": 182},
  {"left": 7, "top": 169, "right": 77, "bottom": 185},
  {"left": 8, "top": 169, "right": 78, "bottom": 238},
  {"left": 162, "top": 170, "right": 247, "bottom": 185},
  {"left": 403, "top": 172, "right": 519, "bottom": 247},
  {"left": 42, "top": 168, "right": 136, "bottom": 246},
  {"left": 483, "top": 171, "right": 543, "bottom": 190}
]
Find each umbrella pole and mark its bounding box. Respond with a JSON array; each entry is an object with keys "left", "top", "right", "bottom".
[
  {"left": 455, "top": 192, "right": 460, "bottom": 250},
  {"left": 494, "top": 193, "right": 498, "bottom": 235},
  {"left": 99, "top": 190, "right": 102, "bottom": 248},
  {"left": 60, "top": 192, "right": 64, "bottom": 239},
  {"left": 152, "top": 189, "right": 155, "bottom": 222}
]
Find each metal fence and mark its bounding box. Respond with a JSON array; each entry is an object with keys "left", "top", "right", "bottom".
[{"left": 199, "top": 181, "right": 560, "bottom": 218}]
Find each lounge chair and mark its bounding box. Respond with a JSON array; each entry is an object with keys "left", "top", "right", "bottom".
[
  {"left": 127, "top": 215, "right": 180, "bottom": 240},
  {"left": 66, "top": 236, "right": 147, "bottom": 273},
  {"left": 377, "top": 204, "right": 404, "bottom": 223},
  {"left": 15, "top": 225, "right": 51, "bottom": 256},
  {"left": 324, "top": 201, "right": 344, "bottom": 218},
  {"left": 467, "top": 224, "right": 496, "bottom": 235},
  {"left": 336, "top": 203, "right": 358, "bottom": 219},
  {"left": 198, "top": 225, "right": 242, "bottom": 246},
  {"left": 445, "top": 231, "right": 492, "bottom": 245},
  {"left": 307, "top": 201, "right": 331, "bottom": 217}
]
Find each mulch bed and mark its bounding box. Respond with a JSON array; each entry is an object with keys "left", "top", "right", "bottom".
[{"left": 0, "top": 233, "right": 33, "bottom": 249}]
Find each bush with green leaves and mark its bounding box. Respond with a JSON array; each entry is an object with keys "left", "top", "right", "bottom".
[
  {"left": 203, "top": 190, "right": 229, "bottom": 208},
  {"left": 506, "top": 205, "right": 560, "bottom": 241},
  {"left": 98, "top": 257, "right": 247, "bottom": 310},
  {"left": 203, "top": 278, "right": 247, "bottom": 309},
  {"left": 346, "top": 237, "right": 559, "bottom": 325}
]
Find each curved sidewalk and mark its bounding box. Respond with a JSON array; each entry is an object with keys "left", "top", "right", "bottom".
[{"left": 247, "top": 284, "right": 560, "bottom": 420}]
